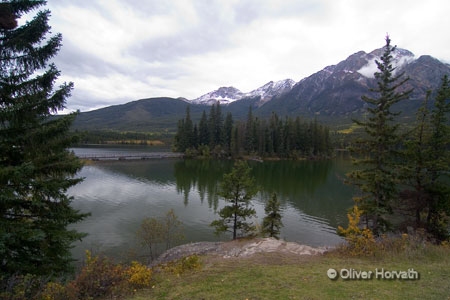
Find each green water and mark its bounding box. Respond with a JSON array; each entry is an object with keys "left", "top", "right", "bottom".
[{"left": 69, "top": 149, "right": 354, "bottom": 261}]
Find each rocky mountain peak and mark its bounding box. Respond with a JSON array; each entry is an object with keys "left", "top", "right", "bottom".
[
  {"left": 191, "top": 79, "right": 295, "bottom": 106},
  {"left": 191, "top": 86, "right": 244, "bottom": 105}
]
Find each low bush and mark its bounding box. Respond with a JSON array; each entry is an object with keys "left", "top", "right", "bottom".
[
  {"left": 126, "top": 261, "right": 153, "bottom": 289},
  {"left": 70, "top": 250, "right": 128, "bottom": 299},
  {"left": 337, "top": 205, "right": 376, "bottom": 256},
  {"left": 40, "top": 251, "right": 153, "bottom": 300},
  {"left": 160, "top": 255, "right": 202, "bottom": 276},
  {"left": 0, "top": 274, "right": 48, "bottom": 300}
]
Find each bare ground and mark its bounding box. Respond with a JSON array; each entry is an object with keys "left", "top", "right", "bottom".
[{"left": 152, "top": 238, "right": 331, "bottom": 266}]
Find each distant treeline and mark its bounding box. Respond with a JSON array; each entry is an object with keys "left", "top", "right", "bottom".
[
  {"left": 73, "top": 130, "right": 172, "bottom": 146},
  {"left": 174, "top": 103, "right": 333, "bottom": 158}
]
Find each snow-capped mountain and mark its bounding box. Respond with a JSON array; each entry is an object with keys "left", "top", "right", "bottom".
[
  {"left": 191, "top": 79, "right": 296, "bottom": 106},
  {"left": 191, "top": 86, "right": 245, "bottom": 105},
  {"left": 258, "top": 47, "right": 450, "bottom": 118},
  {"left": 73, "top": 45, "right": 450, "bottom": 132},
  {"left": 246, "top": 79, "right": 296, "bottom": 105},
  {"left": 357, "top": 48, "right": 415, "bottom": 78}
]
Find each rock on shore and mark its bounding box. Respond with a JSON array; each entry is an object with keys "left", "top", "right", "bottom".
[{"left": 152, "top": 238, "right": 330, "bottom": 266}]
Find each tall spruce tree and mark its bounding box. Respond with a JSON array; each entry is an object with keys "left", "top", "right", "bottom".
[
  {"left": 222, "top": 112, "right": 233, "bottom": 155},
  {"left": 347, "top": 36, "right": 412, "bottom": 234},
  {"left": 425, "top": 75, "right": 450, "bottom": 240},
  {"left": 210, "top": 160, "right": 257, "bottom": 239},
  {"left": 198, "top": 110, "right": 209, "bottom": 146},
  {"left": 0, "top": 1, "right": 88, "bottom": 276},
  {"left": 399, "top": 75, "right": 450, "bottom": 241},
  {"left": 399, "top": 91, "right": 432, "bottom": 226}
]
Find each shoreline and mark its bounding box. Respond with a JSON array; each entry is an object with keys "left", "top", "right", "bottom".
[{"left": 152, "top": 237, "right": 332, "bottom": 266}]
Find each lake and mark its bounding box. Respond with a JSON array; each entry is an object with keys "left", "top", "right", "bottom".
[{"left": 69, "top": 146, "right": 355, "bottom": 261}]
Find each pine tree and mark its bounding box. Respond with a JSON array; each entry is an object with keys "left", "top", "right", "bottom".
[
  {"left": 208, "top": 104, "right": 216, "bottom": 148},
  {"left": 214, "top": 102, "right": 223, "bottom": 146},
  {"left": 244, "top": 106, "right": 255, "bottom": 153},
  {"left": 0, "top": 1, "right": 88, "bottom": 276},
  {"left": 399, "top": 91, "right": 432, "bottom": 226},
  {"left": 198, "top": 110, "right": 209, "bottom": 146},
  {"left": 210, "top": 160, "right": 257, "bottom": 239},
  {"left": 174, "top": 118, "right": 186, "bottom": 151},
  {"left": 399, "top": 75, "right": 450, "bottom": 240},
  {"left": 222, "top": 112, "right": 233, "bottom": 155},
  {"left": 262, "top": 193, "right": 283, "bottom": 239},
  {"left": 425, "top": 75, "right": 450, "bottom": 240},
  {"left": 183, "top": 105, "right": 194, "bottom": 150},
  {"left": 347, "top": 36, "right": 412, "bottom": 234}
]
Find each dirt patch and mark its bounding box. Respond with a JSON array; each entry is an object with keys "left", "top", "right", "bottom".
[{"left": 152, "top": 238, "right": 331, "bottom": 266}]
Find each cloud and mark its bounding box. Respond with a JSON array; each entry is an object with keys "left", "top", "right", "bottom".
[{"left": 40, "top": 0, "right": 450, "bottom": 113}]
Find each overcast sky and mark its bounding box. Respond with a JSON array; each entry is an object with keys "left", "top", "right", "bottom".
[{"left": 33, "top": 0, "right": 450, "bottom": 112}]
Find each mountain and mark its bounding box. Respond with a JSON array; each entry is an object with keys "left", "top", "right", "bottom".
[
  {"left": 246, "top": 79, "right": 296, "bottom": 106},
  {"left": 257, "top": 48, "right": 450, "bottom": 123},
  {"left": 191, "top": 86, "right": 244, "bottom": 105},
  {"left": 72, "top": 47, "right": 450, "bottom": 132},
  {"left": 192, "top": 79, "right": 295, "bottom": 106},
  {"left": 72, "top": 97, "right": 207, "bottom": 132}
]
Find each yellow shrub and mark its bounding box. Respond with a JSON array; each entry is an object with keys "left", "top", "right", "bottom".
[
  {"left": 41, "top": 282, "right": 67, "bottom": 300},
  {"left": 126, "top": 261, "right": 152, "bottom": 289},
  {"left": 162, "top": 255, "right": 202, "bottom": 276},
  {"left": 337, "top": 205, "right": 376, "bottom": 256},
  {"left": 73, "top": 250, "right": 127, "bottom": 299}
]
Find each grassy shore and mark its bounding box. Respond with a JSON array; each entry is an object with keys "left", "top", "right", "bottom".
[{"left": 130, "top": 244, "right": 450, "bottom": 300}]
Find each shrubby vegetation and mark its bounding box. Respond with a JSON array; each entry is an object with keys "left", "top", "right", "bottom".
[
  {"left": 174, "top": 105, "right": 333, "bottom": 159},
  {"left": 137, "top": 209, "right": 185, "bottom": 262},
  {"left": 0, "top": 250, "right": 154, "bottom": 300},
  {"left": 0, "top": 210, "right": 191, "bottom": 300}
]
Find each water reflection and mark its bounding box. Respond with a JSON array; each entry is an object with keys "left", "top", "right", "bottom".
[
  {"left": 173, "top": 159, "right": 353, "bottom": 228},
  {"left": 174, "top": 159, "right": 232, "bottom": 209},
  {"left": 69, "top": 152, "right": 354, "bottom": 260}
]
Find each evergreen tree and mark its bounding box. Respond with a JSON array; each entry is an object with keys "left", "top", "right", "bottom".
[
  {"left": 425, "top": 75, "right": 450, "bottom": 240},
  {"left": 399, "top": 91, "right": 432, "bottom": 226},
  {"left": 270, "top": 112, "right": 283, "bottom": 155},
  {"left": 262, "top": 193, "right": 283, "bottom": 239},
  {"left": 174, "top": 106, "right": 195, "bottom": 152},
  {"left": 347, "top": 36, "right": 412, "bottom": 234},
  {"left": 399, "top": 75, "right": 450, "bottom": 241},
  {"left": 245, "top": 106, "right": 255, "bottom": 153},
  {"left": 174, "top": 118, "right": 186, "bottom": 151},
  {"left": 198, "top": 110, "right": 209, "bottom": 146},
  {"left": 222, "top": 112, "right": 233, "bottom": 154},
  {"left": 214, "top": 102, "right": 223, "bottom": 146},
  {"left": 184, "top": 105, "right": 194, "bottom": 149},
  {"left": 0, "top": 1, "right": 88, "bottom": 276},
  {"left": 208, "top": 104, "right": 216, "bottom": 148},
  {"left": 210, "top": 160, "right": 257, "bottom": 239}
]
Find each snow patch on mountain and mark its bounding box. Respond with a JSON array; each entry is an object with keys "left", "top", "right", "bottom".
[
  {"left": 246, "top": 79, "right": 295, "bottom": 102},
  {"left": 191, "top": 87, "right": 245, "bottom": 105},
  {"left": 357, "top": 57, "right": 379, "bottom": 78},
  {"left": 192, "top": 79, "right": 295, "bottom": 105},
  {"left": 357, "top": 48, "right": 415, "bottom": 78}
]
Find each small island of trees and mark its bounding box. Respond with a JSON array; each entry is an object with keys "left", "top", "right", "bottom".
[{"left": 174, "top": 105, "right": 333, "bottom": 159}]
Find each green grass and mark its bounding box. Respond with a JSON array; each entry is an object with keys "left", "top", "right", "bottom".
[{"left": 130, "top": 245, "right": 450, "bottom": 300}]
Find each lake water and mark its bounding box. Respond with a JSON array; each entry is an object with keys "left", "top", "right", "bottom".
[{"left": 69, "top": 146, "right": 355, "bottom": 261}]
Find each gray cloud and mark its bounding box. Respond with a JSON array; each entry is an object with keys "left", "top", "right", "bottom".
[{"left": 40, "top": 0, "right": 450, "bottom": 113}]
